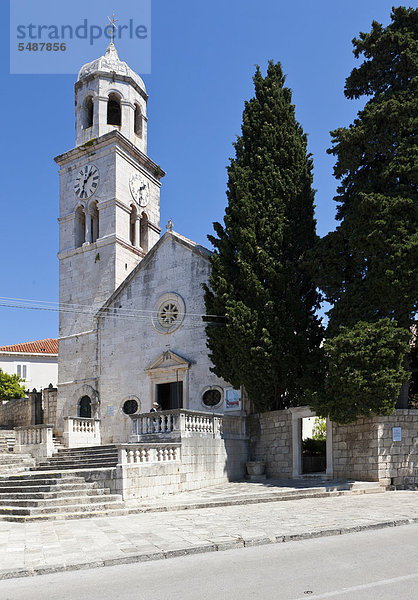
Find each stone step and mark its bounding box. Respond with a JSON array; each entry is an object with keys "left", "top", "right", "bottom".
[
  {"left": 0, "top": 466, "right": 35, "bottom": 476},
  {"left": 0, "top": 459, "right": 35, "bottom": 467},
  {"left": 44, "top": 454, "right": 118, "bottom": 463},
  {"left": 0, "top": 453, "right": 34, "bottom": 463},
  {"left": 48, "top": 455, "right": 119, "bottom": 463},
  {"left": 0, "top": 493, "right": 123, "bottom": 508},
  {"left": 0, "top": 482, "right": 101, "bottom": 494},
  {"left": 2, "top": 506, "right": 129, "bottom": 522},
  {"left": 35, "top": 461, "right": 118, "bottom": 471},
  {"left": 0, "top": 499, "right": 125, "bottom": 517},
  {"left": 55, "top": 448, "right": 118, "bottom": 455},
  {"left": 56, "top": 445, "right": 118, "bottom": 454},
  {"left": 0, "top": 487, "right": 109, "bottom": 500},
  {"left": 0, "top": 473, "right": 91, "bottom": 484}
]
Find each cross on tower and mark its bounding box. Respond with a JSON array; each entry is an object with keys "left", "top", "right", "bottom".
[{"left": 107, "top": 13, "right": 118, "bottom": 43}]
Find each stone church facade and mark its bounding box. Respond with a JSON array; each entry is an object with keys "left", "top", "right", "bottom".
[{"left": 54, "top": 43, "right": 234, "bottom": 444}]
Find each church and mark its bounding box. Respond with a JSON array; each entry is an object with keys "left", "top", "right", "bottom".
[{"left": 54, "top": 42, "right": 239, "bottom": 445}]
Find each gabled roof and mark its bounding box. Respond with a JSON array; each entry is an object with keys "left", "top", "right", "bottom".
[
  {"left": 96, "top": 230, "right": 211, "bottom": 318},
  {"left": 0, "top": 339, "right": 58, "bottom": 355}
]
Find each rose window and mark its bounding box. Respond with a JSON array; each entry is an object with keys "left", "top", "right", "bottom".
[
  {"left": 158, "top": 302, "right": 179, "bottom": 327},
  {"left": 152, "top": 293, "right": 185, "bottom": 333}
]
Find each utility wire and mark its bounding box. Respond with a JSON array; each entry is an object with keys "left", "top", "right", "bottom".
[
  {"left": 0, "top": 297, "right": 226, "bottom": 327},
  {"left": 0, "top": 296, "right": 226, "bottom": 320}
]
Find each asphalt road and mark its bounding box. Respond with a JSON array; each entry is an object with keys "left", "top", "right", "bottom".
[{"left": 0, "top": 524, "right": 417, "bottom": 600}]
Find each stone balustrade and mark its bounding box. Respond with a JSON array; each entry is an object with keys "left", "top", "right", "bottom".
[
  {"left": 63, "top": 417, "right": 101, "bottom": 448},
  {"left": 117, "top": 443, "right": 181, "bottom": 465},
  {"left": 130, "top": 409, "right": 246, "bottom": 442},
  {"left": 14, "top": 424, "right": 54, "bottom": 458},
  {"left": 131, "top": 412, "right": 177, "bottom": 436}
]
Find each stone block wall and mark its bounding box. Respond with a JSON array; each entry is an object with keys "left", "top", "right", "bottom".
[
  {"left": 0, "top": 398, "right": 31, "bottom": 429},
  {"left": 42, "top": 386, "right": 58, "bottom": 432},
  {"left": 248, "top": 410, "right": 293, "bottom": 478},
  {"left": 107, "top": 435, "right": 248, "bottom": 501},
  {"left": 332, "top": 410, "right": 418, "bottom": 488},
  {"left": 332, "top": 418, "right": 380, "bottom": 481}
]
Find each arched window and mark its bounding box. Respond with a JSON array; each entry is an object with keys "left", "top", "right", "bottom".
[
  {"left": 75, "top": 207, "right": 86, "bottom": 247},
  {"left": 130, "top": 205, "right": 138, "bottom": 246},
  {"left": 90, "top": 201, "right": 99, "bottom": 243},
  {"left": 140, "top": 212, "right": 149, "bottom": 252},
  {"left": 134, "top": 104, "right": 142, "bottom": 137},
  {"left": 82, "top": 96, "right": 93, "bottom": 129},
  {"left": 78, "top": 396, "right": 91, "bottom": 418},
  {"left": 107, "top": 93, "right": 121, "bottom": 126}
]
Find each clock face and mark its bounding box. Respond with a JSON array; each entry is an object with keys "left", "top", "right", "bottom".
[
  {"left": 129, "top": 173, "right": 150, "bottom": 207},
  {"left": 74, "top": 164, "right": 100, "bottom": 199}
]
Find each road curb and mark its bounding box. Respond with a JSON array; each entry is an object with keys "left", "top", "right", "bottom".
[{"left": 0, "top": 517, "right": 417, "bottom": 581}]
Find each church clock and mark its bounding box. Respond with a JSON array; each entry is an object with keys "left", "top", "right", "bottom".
[
  {"left": 74, "top": 164, "right": 100, "bottom": 199},
  {"left": 129, "top": 172, "right": 150, "bottom": 207}
]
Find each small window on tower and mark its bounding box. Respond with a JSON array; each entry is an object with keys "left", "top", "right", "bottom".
[
  {"left": 107, "top": 93, "right": 121, "bottom": 126},
  {"left": 75, "top": 207, "right": 86, "bottom": 247},
  {"left": 140, "top": 212, "right": 149, "bottom": 252},
  {"left": 83, "top": 96, "right": 93, "bottom": 129},
  {"left": 134, "top": 104, "right": 142, "bottom": 137},
  {"left": 130, "top": 205, "right": 138, "bottom": 246},
  {"left": 90, "top": 201, "right": 99, "bottom": 243}
]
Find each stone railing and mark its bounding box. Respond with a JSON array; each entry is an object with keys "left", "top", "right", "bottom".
[
  {"left": 132, "top": 412, "right": 177, "bottom": 436},
  {"left": 63, "top": 417, "right": 101, "bottom": 448},
  {"left": 130, "top": 409, "right": 246, "bottom": 442},
  {"left": 117, "top": 443, "right": 181, "bottom": 465},
  {"left": 14, "top": 424, "right": 54, "bottom": 458}
]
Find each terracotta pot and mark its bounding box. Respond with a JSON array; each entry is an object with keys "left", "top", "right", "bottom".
[{"left": 246, "top": 461, "right": 265, "bottom": 476}]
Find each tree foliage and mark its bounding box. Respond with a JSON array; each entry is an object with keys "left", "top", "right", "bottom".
[
  {"left": 0, "top": 369, "right": 26, "bottom": 402},
  {"left": 310, "top": 319, "right": 410, "bottom": 424},
  {"left": 312, "top": 417, "right": 326, "bottom": 441},
  {"left": 308, "top": 7, "right": 417, "bottom": 422},
  {"left": 204, "top": 61, "right": 324, "bottom": 412},
  {"left": 313, "top": 7, "right": 417, "bottom": 333}
]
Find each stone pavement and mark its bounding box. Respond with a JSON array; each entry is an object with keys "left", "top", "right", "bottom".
[{"left": 0, "top": 484, "right": 416, "bottom": 580}]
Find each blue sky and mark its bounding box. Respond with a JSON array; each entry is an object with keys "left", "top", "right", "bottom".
[{"left": 0, "top": 0, "right": 401, "bottom": 345}]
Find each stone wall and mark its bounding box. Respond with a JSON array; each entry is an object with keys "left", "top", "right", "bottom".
[
  {"left": 0, "top": 398, "right": 31, "bottom": 429},
  {"left": 333, "top": 410, "right": 418, "bottom": 488},
  {"left": 248, "top": 410, "right": 293, "bottom": 478},
  {"left": 92, "top": 434, "right": 248, "bottom": 502},
  {"left": 119, "top": 436, "right": 248, "bottom": 501},
  {"left": 43, "top": 386, "right": 58, "bottom": 432}
]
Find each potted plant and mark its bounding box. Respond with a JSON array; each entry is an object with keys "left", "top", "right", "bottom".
[{"left": 246, "top": 459, "right": 266, "bottom": 476}]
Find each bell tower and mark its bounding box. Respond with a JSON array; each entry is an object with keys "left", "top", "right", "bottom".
[{"left": 55, "top": 42, "right": 165, "bottom": 428}]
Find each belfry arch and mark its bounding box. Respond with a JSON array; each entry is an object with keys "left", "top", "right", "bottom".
[{"left": 107, "top": 93, "right": 121, "bottom": 126}]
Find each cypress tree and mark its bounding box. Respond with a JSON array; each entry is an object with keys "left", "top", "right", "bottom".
[
  {"left": 315, "top": 7, "right": 417, "bottom": 332},
  {"left": 204, "top": 62, "right": 323, "bottom": 412},
  {"left": 310, "top": 7, "right": 418, "bottom": 421}
]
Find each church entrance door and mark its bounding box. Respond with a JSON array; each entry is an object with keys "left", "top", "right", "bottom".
[
  {"left": 156, "top": 381, "right": 183, "bottom": 410},
  {"left": 78, "top": 396, "right": 92, "bottom": 418}
]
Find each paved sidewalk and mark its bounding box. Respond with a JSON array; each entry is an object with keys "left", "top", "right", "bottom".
[{"left": 0, "top": 488, "right": 416, "bottom": 580}]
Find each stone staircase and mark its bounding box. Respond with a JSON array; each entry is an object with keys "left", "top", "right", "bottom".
[
  {"left": 0, "top": 430, "right": 16, "bottom": 453},
  {"left": 0, "top": 453, "right": 36, "bottom": 476},
  {"left": 0, "top": 472, "right": 125, "bottom": 521},
  {"left": 37, "top": 445, "right": 119, "bottom": 470},
  {"left": 0, "top": 445, "right": 124, "bottom": 521}
]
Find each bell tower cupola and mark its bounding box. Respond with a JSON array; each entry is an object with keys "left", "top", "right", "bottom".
[{"left": 75, "top": 42, "right": 148, "bottom": 154}]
